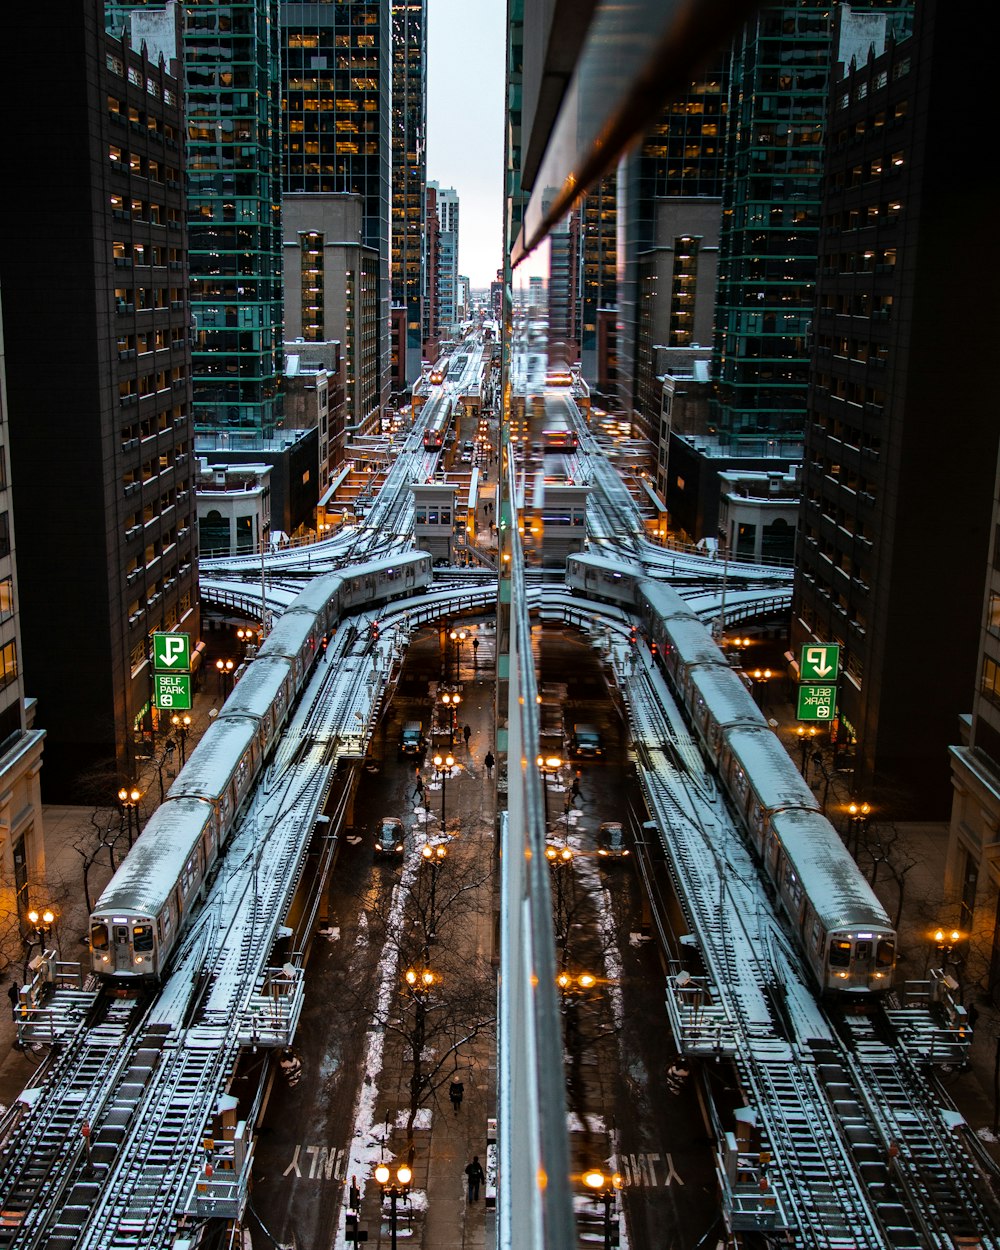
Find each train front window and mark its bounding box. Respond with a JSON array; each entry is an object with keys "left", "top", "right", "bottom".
[
  {"left": 877, "top": 938, "right": 895, "bottom": 967},
  {"left": 829, "top": 940, "right": 852, "bottom": 967},
  {"left": 90, "top": 922, "right": 109, "bottom": 951},
  {"left": 855, "top": 941, "right": 871, "bottom": 963},
  {"left": 133, "top": 924, "right": 154, "bottom": 952}
]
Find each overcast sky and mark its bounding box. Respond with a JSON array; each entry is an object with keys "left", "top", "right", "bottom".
[{"left": 425, "top": 0, "right": 546, "bottom": 293}]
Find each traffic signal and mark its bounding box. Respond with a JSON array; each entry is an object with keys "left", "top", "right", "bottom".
[
  {"left": 650, "top": 641, "right": 659, "bottom": 658},
  {"left": 629, "top": 626, "right": 637, "bottom": 646}
]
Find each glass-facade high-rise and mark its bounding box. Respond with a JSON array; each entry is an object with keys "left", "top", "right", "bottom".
[
  {"left": 711, "top": 2, "right": 909, "bottom": 454},
  {"left": 280, "top": 0, "right": 392, "bottom": 423},
  {"left": 391, "top": 2, "right": 427, "bottom": 386},
  {"left": 181, "top": 0, "right": 284, "bottom": 438}
]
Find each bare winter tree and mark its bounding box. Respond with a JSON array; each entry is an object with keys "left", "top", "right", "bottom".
[
  {"left": 72, "top": 808, "right": 131, "bottom": 917},
  {"left": 342, "top": 847, "right": 496, "bottom": 1144},
  {"left": 856, "top": 819, "right": 921, "bottom": 929}
]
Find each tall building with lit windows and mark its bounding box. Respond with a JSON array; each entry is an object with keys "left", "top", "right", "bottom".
[
  {"left": 0, "top": 297, "right": 47, "bottom": 942},
  {"left": 0, "top": 6, "right": 198, "bottom": 796},
  {"left": 428, "top": 182, "right": 459, "bottom": 333},
  {"left": 391, "top": 1, "right": 427, "bottom": 389},
  {"left": 282, "top": 193, "right": 380, "bottom": 447},
  {"left": 616, "top": 63, "right": 728, "bottom": 439},
  {"left": 794, "top": 0, "right": 995, "bottom": 811},
  {"left": 280, "top": 0, "right": 392, "bottom": 433},
  {"left": 579, "top": 172, "right": 618, "bottom": 399},
  {"left": 115, "top": 0, "right": 285, "bottom": 440},
  {"left": 710, "top": 2, "right": 910, "bottom": 456}
]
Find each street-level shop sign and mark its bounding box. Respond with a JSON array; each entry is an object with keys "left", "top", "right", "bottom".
[
  {"left": 797, "top": 684, "right": 836, "bottom": 722},
  {"left": 153, "top": 632, "right": 191, "bottom": 671},
  {"left": 154, "top": 672, "right": 192, "bottom": 711},
  {"left": 799, "top": 643, "right": 840, "bottom": 682}
]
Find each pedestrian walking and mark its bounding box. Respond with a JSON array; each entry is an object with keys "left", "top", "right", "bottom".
[
  {"left": 7, "top": 981, "right": 20, "bottom": 1020},
  {"left": 570, "top": 776, "right": 581, "bottom": 803},
  {"left": 279, "top": 1048, "right": 302, "bottom": 1087},
  {"left": 449, "top": 1078, "right": 465, "bottom": 1113},
  {"left": 484, "top": 750, "right": 495, "bottom": 778},
  {"left": 465, "top": 1155, "right": 485, "bottom": 1202},
  {"left": 413, "top": 771, "right": 424, "bottom": 801},
  {"left": 665, "top": 1057, "right": 689, "bottom": 1094},
  {"left": 463, "top": 723, "right": 472, "bottom": 748}
]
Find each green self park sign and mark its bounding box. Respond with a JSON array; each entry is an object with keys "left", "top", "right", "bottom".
[
  {"left": 799, "top": 644, "right": 840, "bottom": 682},
  {"left": 152, "top": 632, "right": 192, "bottom": 711},
  {"left": 797, "top": 643, "right": 840, "bottom": 723}
]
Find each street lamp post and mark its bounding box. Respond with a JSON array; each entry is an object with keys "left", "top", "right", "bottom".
[
  {"left": 750, "top": 668, "right": 773, "bottom": 708},
  {"left": 215, "top": 657, "right": 235, "bottom": 696},
  {"left": 374, "top": 1159, "right": 413, "bottom": 1250},
  {"left": 439, "top": 690, "right": 462, "bottom": 746},
  {"left": 154, "top": 739, "right": 176, "bottom": 805},
  {"left": 170, "top": 713, "right": 192, "bottom": 766},
  {"left": 118, "top": 786, "right": 142, "bottom": 846},
  {"left": 449, "top": 628, "right": 467, "bottom": 681},
  {"left": 537, "top": 754, "right": 562, "bottom": 828},
  {"left": 26, "top": 906, "right": 57, "bottom": 956},
  {"left": 846, "top": 801, "right": 871, "bottom": 857},
  {"left": 421, "top": 843, "right": 448, "bottom": 957},
  {"left": 931, "top": 926, "right": 962, "bottom": 970},
  {"left": 796, "top": 726, "right": 818, "bottom": 776},
  {"left": 545, "top": 843, "right": 574, "bottom": 954},
  {"left": 432, "top": 753, "right": 456, "bottom": 833},
  {"left": 582, "top": 1169, "right": 623, "bottom": 1250}
]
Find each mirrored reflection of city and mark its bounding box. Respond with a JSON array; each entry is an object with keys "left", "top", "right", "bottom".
[{"left": 0, "top": 3, "right": 998, "bottom": 1250}]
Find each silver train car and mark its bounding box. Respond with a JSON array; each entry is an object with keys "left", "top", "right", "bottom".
[
  {"left": 89, "top": 550, "right": 432, "bottom": 980},
  {"left": 565, "top": 551, "right": 645, "bottom": 609},
  {"left": 636, "top": 578, "right": 896, "bottom": 995}
]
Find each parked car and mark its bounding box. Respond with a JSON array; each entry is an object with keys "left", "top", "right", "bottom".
[
  {"left": 596, "top": 821, "right": 629, "bottom": 860},
  {"left": 374, "top": 816, "right": 405, "bottom": 858}
]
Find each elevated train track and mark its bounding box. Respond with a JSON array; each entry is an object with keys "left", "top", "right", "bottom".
[{"left": 3, "top": 380, "right": 994, "bottom": 1247}]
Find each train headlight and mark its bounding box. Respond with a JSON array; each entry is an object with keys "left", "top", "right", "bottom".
[
  {"left": 134, "top": 956, "right": 144, "bottom": 965},
  {"left": 101, "top": 955, "right": 110, "bottom": 963},
  {"left": 873, "top": 972, "right": 883, "bottom": 980},
  {"left": 837, "top": 971, "right": 849, "bottom": 979}
]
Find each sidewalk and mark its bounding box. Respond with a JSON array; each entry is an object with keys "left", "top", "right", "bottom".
[{"left": 361, "top": 628, "right": 498, "bottom": 1249}]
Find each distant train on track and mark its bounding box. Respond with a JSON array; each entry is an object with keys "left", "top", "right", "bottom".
[
  {"left": 567, "top": 553, "right": 896, "bottom": 995},
  {"left": 540, "top": 394, "right": 579, "bottom": 452},
  {"left": 423, "top": 396, "right": 453, "bottom": 452},
  {"left": 89, "top": 550, "right": 433, "bottom": 980}
]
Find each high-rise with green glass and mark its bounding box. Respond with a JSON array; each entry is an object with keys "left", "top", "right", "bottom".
[
  {"left": 391, "top": 2, "right": 427, "bottom": 388},
  {"left": 184, "top": 0, "right": 284, "bottom": 438},
  {"left": 710, "top": 2, "right": 909, "bottom": 455},
  {"left": 108, "top": 2, "right": 285, "bottom": 440}
]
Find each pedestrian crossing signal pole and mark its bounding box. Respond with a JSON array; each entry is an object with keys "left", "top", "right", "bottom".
[{"left": 346, "top": 1173, "right": 368, "bottom": 1241}]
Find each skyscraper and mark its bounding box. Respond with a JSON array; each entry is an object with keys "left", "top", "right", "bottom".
[
  {"left": 120, "top": 0, "right": 285, "bottom": 440},
  {"left": 280, "top": 0, "right": 392, "bottom": 431},
  {"left": 0, "top": 6, "right": 198, "bottom": 794},
  {"left": 616, "top": 65, "right": 728, "bottom": 439},
  {"left": 429, "top": 183, "right": 460, "bottom": 333},
  {"left": 710, "top": 3, "right": 910, "bottom": 456},
  {"left": 423, "top": 183, "right": 441, "bottom": 363},
  {"left": 0, "top": 298, "right": 47, "bottom": 938},
  {"left": 795, "top": 0, "right": 994, "bottom": 807},
  {"left": 391, "top": 1, "right": 427, "bottom": 388}
]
